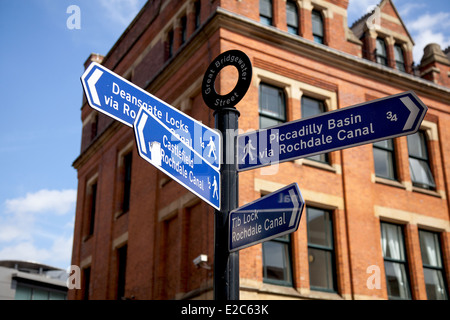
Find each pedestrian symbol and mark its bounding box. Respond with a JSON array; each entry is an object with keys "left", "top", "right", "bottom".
[
  {"left": 241, "top": 139, "right": 256, "bottom": 162},
  {"left": 207, "top": 137, "right": 217, "bottom": 160},
  {"left": 212, "top": 176, "right": 218, "bottom": 200}
]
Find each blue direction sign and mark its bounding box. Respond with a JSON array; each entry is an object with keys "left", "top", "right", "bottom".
[
  {"left": 229, "top": 183, "right": 304, "bottom": 252},
  {"left": 81, "top": 62, "right": 221, "bottom": 169},
  {"left": 237, "top": 91, "right": 427, "bottom": 171},
  {"left": 134, "top": 107, "right": 220, "bottom": 210}
]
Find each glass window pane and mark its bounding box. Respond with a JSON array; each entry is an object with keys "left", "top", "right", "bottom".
[
  {"left": 302, "top": 97, "right": 329, "bottom": 163},
  {"left": 260, "top": 0, "right": 272, "bottom": 25},
  {"left": 286, "top": 1, "right": 298, "bottom": 34},
  {"left": 313, "top": 35, "right": 323, "bottom": 44},
  {"left": 15, "top": 285, "right": 32, "bottom": 300},
  {"left": 286, "top": 2, "right": 297, "bottom": 25},
  {"left": 307, "top": 208, "right": 332, "bottom": 248},
  {"left": 396, "top": 62, "right": 405, "bottom": 72},
  {"left": 409, "top": 158, "right": 436, "bottom": 188},
  {"left": 288, "top": 26, "right": 297, "bottom": 35},
  {"left": 407, "top": 132, "right": 428, "bottom": 159},
  {"left": 376, "top": 38, "right": 386, "bottom": 56},
  {"left": 381, "top": 223, "right": 411, "bottom": 300},
  {"left": 263, "top": 241, "right": 290, "bottom": 282},
  {"left": 384, "top": 261, "right": 411, "bottom": 299},
  {"left": 307, "top": 153, "right": 328, "bottom": 163},
  {"left": 419, "top": 230, "right": 448, "bottom": 300},
  {"left": 49, "top": 291, "right": 66, "bottom": 300},
  {"left": 376, "top": 38, "right": 384, "bottom": 53},
  {"left": 301, "top": 96, "right": 325, "bottom": 118},
  {"left": 260, "top": 116, "right": 281, "bottom": 129},
  {"left": 308, "top": 248, "right": 334, "bottom": 291},
  {"left": 260, "top": 16, "right": 272, "bottom": 26},
  {"left": 259, "top": 84, "right": 286, "bottom": 129},
  {"left": 373, "top": 139, "right": 393, "bottom": 149},
  {"left": 32, "top": 288, "right": 49, "bottom": 300},
  {"left": 394, "top": 45, "right": 404, "bottom": 62},
  {"left": 394, "top": 45, "right": 405, "bottom": 72},
  {"left": 423, "top": 268, "right": 448, "bottom": 300},
  {"left": 260, "top": 85, "right": 285, "bottom": 118},
  {"left": 419, "top": 231, "right": 442, "bottom": 268},
  {"left": 394, "top": 45, "right": 405, "bottom": 71},
  {"left": 373, "top": 148, "right": 395, "bottom": 179},
  {"left": 260, "top": 0, "right": 272, "bottom": 16},
  {"left": 376, "top": 38, "right": 387, "bottom": 65},
  {"left": 311, "top": 10, "right": 323, "bottom": 37},
  {"left": 381, "top": 223, "right": 405, "bottom": 260}
]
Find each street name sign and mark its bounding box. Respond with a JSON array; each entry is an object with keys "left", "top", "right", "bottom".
[
  {"left": 229, "top": 183, "right": 304, "bottom": 252},
  {"left": 81, "top": 62, "right": 221, "bottom": 169},
  {"left": 237, "top": 91, "right": 427, "bottom": 171},
  {"left": 134, "top": 107, "right": 221, "bottom": 210}
]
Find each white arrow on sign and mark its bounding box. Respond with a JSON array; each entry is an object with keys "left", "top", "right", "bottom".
[
  {"left": 288, "top": 188, "right": 299, "bottom": 227},
  {"left": 86, "top": 68, "right": 103, "bottom": 106},
  {"left": 137, "top": 112, "right": 148, "bottom": 154},
  {"left": 401, "top": 96, "right": 420, "bottom": 131}
]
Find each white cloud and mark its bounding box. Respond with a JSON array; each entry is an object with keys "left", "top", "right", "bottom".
[
  {"left": 405, "top": 11, "right": 450, "bottom": 64},
  {"left": 0, "top": 235, "right": 73, "bottom": 268},
  {"left": 0, "top": 224, "right": 29, "bottom": 243},
  {"left": 5, "top": 189, "right": 76, "bottom": 215},
  {"left": 0, "top": 241, "right": 52, "bottom": 264},
  {"left": 407, "top": 12, "right": 450, "bottom": 32},
  {"left": 0, "top": 188, "right": 76, "bottom": 269}
]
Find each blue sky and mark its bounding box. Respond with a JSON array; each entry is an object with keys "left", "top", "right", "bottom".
[{"left": 0, "top": 0, "right": 449, "bottom": 271}]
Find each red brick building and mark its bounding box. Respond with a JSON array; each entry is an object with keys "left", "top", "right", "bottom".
[{"left": 69, "top": 0, "right": 450, "bottom": 300}]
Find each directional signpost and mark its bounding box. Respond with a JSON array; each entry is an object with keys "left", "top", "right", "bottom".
[
  {"left": 237, "top": 91, "right": 428, "bottom": 171},
  {"left": 229, "top": 183, "right": 304, "bottom": 252},
  {"left": 81, "top": 62, "right": 221, "bottom": 170},
  {"left": 81, "top": 50, "right": 429, "bottom": 301},
  {"left": 133, "top": 107, "right": 221, "bottom": 210}
]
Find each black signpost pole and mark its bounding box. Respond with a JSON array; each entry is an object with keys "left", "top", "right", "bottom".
[
  {"left": 213, "top": 107, "right": 240, "bottom": 300},
  {"left": 202, "top": 50, "right": 252, "bottom": 300}
]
